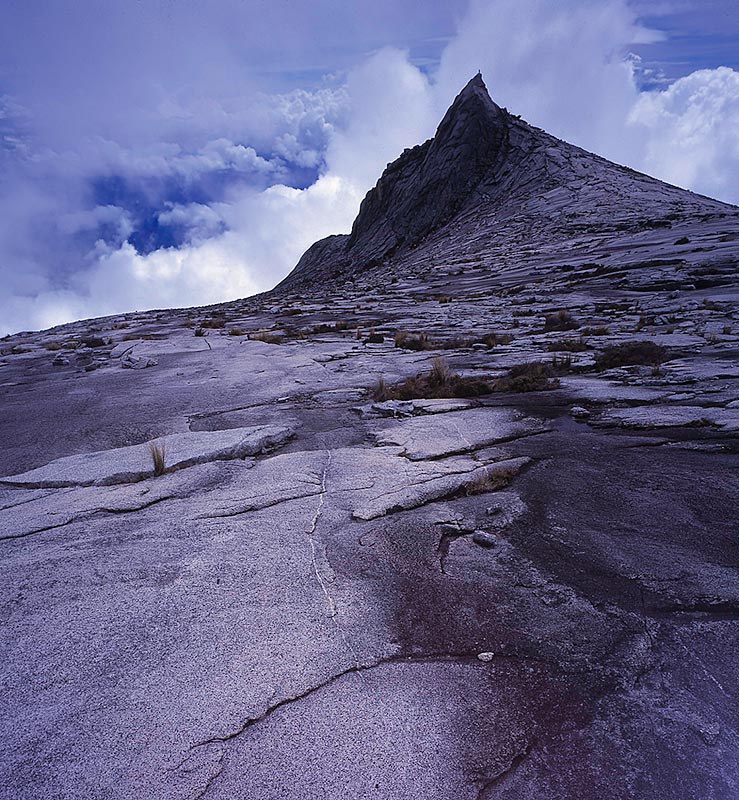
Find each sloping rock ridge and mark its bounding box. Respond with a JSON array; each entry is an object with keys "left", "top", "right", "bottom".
[{"left": 279, "top": 73, "right": 734, "bottom": 290}]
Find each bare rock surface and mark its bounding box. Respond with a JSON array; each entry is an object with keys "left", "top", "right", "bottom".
[
  {"left": 0, "top": 425, "right": 293, "bottom": 488},
  {"left": 374, "top": 407, "right": 544, "bottom": 459},
  {"left": 0, "top": 75, "right": 738, "bottom": 799}
]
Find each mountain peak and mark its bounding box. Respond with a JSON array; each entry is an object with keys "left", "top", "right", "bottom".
[
  {"left": 434, "top": 72, "right": 508, "bottom": 148},
  {"left": 280, "top": 74, "right": 511, "bottom": 287},
  {"left": 454, "top": 72, "right": 493, "bottom": 105},
  {"left": 279, "top": 73, "right": 734, "bottom": 291}
]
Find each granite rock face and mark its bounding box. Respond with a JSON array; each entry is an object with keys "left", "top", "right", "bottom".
[
  {"left": 279, "top": 73, "right": 734, "bottom": 291},
  {"left": 1, "top": 76, "right": 738, "bottom": 799}
]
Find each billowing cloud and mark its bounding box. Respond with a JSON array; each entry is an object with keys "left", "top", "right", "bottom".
[
  {"left": 628, "top": 66, "right": 739, "bottom": 200},
  {"left": 0, "top": 0, "right": 738, "bottom": 336}
]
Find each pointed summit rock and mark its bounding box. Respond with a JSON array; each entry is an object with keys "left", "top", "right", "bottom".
[
  {"left": 279, "top": 73, "right": 735, "bottom": 291},
  {"left": 345, "top": 73, "right": 509, "bottom": 260},
  {"left": 281, "top": 74, "right": 513, "bottom": 287}
]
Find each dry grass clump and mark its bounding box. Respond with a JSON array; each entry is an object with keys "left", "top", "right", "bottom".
[
  {"left": 201, "top": 316, "right": 227, "bottom": 329},
  {"left": 149, "top": 442, "right": 166, "bottom": 477},
  {"left": 249, "top": 331, "right": 283, "bottom": 344},
  {"left": 372, "top": 376, "right": 390, "bottom": 402},
  {"left": 228, "top": 328, "right": 246, "bottom": 336},
  {"left": 81, "top": 335, "right": 107, "bottom": 348},
  {"left": 543, "top": 310, "right": 580, "bottom": 332},
  {"left": 547, "top": 337, "right": 587, "bottom": 352},
  {"left": 429, "top": 356, "right": 453, "bottom": 386},
  {"left": 363, "top": 327, "right": 384, "bottom": 344},
  {"left": 464, "top": 466, "right": 518, "bottom": 496},
  {"left": 373, "top": 357, "right": 491, "bottom": 401},
  {"left": 494, "top": 362, "right": 560, "bottom": 393},
  {"left": 594, "top": 341, "right": 667, "bottom": 370},
  {"left": 43, "top": 341, "right": 63, "bottom": 351},
  {"left": 394, "top": 330, "right": 511, "bottom": 351},
  {"left": 550, "top": 353, "right": 573, "bottom": 373},
  {"left": 394, "top": 331, "right": 430, "bottom": 351},
  {"left": 312, "top": 320, "right": 352, "bottom": 334}
]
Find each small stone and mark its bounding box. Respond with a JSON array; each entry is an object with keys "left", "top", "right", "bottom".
[
  {"left": 570, "top": 406, "right": 590, "bottom": 418},
  {"left": 699, "top": 723, "right": 720, "bottom": 746},
  {"left": 472, "top": 530, "right": 497, "bottom": 548},
  {"left": 121, "top": 353, "right": 157, "bottom": 369},
  {"left": 371, "top": 400, "right": 415, "bottom": 417},
  {"left": 476, "top": 652, "right": 496, "bottom": 662}
]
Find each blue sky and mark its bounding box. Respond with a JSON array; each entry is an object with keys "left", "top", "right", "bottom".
[{"left": 0, "top": 0, "right": 738, "bottom": 335}]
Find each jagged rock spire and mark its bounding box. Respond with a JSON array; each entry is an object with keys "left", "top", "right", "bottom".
[{"left": 344, "top": 73, "right": 510, "bottom": 263}]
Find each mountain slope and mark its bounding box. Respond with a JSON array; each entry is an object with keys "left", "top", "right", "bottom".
[
  {"left": 279, "top": 73, "right": 734, "bottom": 292},
  {"left": 0, "top": 76, "right": 738, "bottom": 800}
]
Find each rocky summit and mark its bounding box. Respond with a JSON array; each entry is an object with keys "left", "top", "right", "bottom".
[{"left": 1, "top": 76, "right": 738, "bottom": 799}]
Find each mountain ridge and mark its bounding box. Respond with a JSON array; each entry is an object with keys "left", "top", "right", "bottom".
[{"left": 278, "top": 73, "right": 735, "bottom": 292}]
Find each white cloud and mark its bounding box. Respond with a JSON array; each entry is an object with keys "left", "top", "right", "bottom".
[
  {"left": 628, "top": 66, "right": 739, "bottom": 200},
  {"left": 325, "top": 47, "right": 435, "bottom": 190},
  {"left": 2, "top": 0, "right": 738, "bottom": 337},
  {"left": 0, "top": 174, "right": 362, "bottom": 334}
]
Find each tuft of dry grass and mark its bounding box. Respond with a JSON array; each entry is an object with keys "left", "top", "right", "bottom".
[
  {"left": 149, "top": 442, "right": 166, "bottom": 477},
  {"left": 201, "top": 316, "right": 227, "bottom": 329},
  {"left": 429, "top": 356, "right": 453, "bottom": 387},
  {"left": 464, "top": 466, "right": 518, "bottom": 496},
  {"left": 394, "top": 330, "right": 430, "bottom": 350},
  {"left": 547, "top": 337, "right": 587, "bottom": 352},
  {"left": 550, "top": 353, "right": 572, "bottom": 373},
  {"left": 372, "top": 376, "right": 390, "bottom": 402},
  {"left": 494, "top": 362, "right": 560, "bottom": 393},
  {"left": 543, "top": 310, "right": 580, "bottom": 332},
  {"left": 394, "top": 330, "right": 511, "bottom": 351},
  {"left": 249, "top": 331, "right": 283, "bottom": 344},
  {"left": 595, "top": 341, "right": 667, "bottom": 370},
  {"left": 373, "top": 358, "right": 491, "bottom": 401}
]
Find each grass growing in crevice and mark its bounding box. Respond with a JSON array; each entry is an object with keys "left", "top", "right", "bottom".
[
  {"left": 594, "top": 341, "right": 667, "bottom": 370},
  {"left": 374, "top": 357, "right": 566, "bottom": 401},
  {"left": 373, "top": 358, "right": 491, "bottom": 401},
  {"left": 394, "top": 330, "right": 511, "bottom": 351},
  {"left": 149, "top": 442, "right": 166, "bottom": 477},
  {"left": 543, "top": 310, "right": 580, "bottom": 332},
  {"left": 546, "top": 337, "right": 588, "bottom": 352},
  {"left": 463, "top": 466, "right": 518, "bottom": 496},
  {"left": 493, "top": 362, "right": 560, "bottom": 393},
  {"left": 249, "top": 331, "right": 283, "bottom": 344}
]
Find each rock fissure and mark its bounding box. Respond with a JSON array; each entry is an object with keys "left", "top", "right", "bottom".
[
  {"left": 476, "top": 739, "right": 536, "bottom": 799},
  {"left": 188, "top": 650, "right": 540, "bottom": 755}
]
